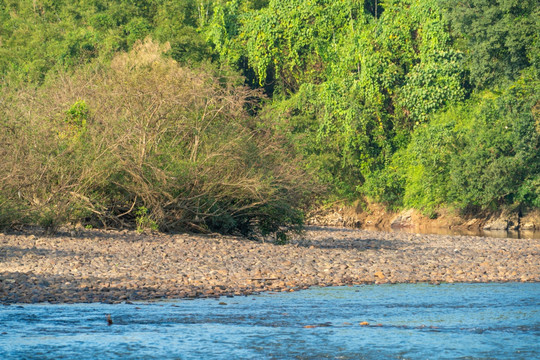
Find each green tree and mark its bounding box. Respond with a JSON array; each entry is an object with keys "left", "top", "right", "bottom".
[
  {"left": 400, "top": 71, "right": 540, "bottom": 212},
  {"left": 441, "top": 0, "right": 539, "bottom": 88},
  {"left": 0, "top": 0, "right": 218, "bottom": 85},
  {"left": 210, "top": 0, "right": 467, "bottom": 199}
]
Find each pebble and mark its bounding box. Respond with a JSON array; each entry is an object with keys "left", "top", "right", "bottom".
[{"left": 0, "top": 227, "right": 538, "bottom": 304}]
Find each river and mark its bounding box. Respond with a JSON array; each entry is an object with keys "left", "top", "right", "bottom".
[{"left": 1, "top": 283, "right": 538, "bottom": 359}]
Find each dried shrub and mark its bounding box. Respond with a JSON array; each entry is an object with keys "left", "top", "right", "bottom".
[{"left": 0, "top": 38, "right": 318, "bottom": 236}]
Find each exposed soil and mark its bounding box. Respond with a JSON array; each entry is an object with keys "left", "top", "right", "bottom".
[
  {"left": 1, "top": 226, "right": 538, "bottom": 304},
  {"left": 308, "top": 202, "right": 540, "bottom": 233}
]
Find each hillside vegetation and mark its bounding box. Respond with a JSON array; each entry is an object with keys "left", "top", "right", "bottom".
[{"left": 0, "top": 0, "right": 538, "bottom": 235}]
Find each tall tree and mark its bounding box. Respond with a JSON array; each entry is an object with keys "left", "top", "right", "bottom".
[{"left": 441, "top": 0, "right": 539, "bottom": 88}]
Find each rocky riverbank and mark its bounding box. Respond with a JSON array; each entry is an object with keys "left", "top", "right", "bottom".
[
  {"left": 1, "top": 227, "right": 538, "bottom": 304},
  {"left": 308, "top": 204, "right": 540, "bottom": 232}
]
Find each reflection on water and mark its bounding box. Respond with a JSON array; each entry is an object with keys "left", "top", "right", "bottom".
[
  {"left": 366, "top": 226, "right": 540, "bottom": 239},
  {"left": 1, "top": 283, "right": 539, "bottom": 359}
]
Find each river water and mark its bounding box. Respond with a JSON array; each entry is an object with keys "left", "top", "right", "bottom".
[
  {"left": 0, "top": 283, "right": 538, "bottom": 359},
  {"left": 366, "top": 226, "right": 540, "bottom": 239}
]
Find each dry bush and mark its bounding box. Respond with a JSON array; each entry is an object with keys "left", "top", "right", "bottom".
[{"left": 0, "top": 38, "right": 318, "bottom": 236}]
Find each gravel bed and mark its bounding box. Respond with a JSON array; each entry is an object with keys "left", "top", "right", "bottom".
[{"left": 1, "top": 226, "right": 538, "bottom": 304}]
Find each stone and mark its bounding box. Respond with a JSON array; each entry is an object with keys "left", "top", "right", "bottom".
[
  {"left": 483, "top": 210, "right": 520, "bottom": 231},
  {"left": 0, "top": 226, "right": 538, "bottom": 304},
  {"left": 483, "top": 219, "right": 508, "bottom": 230},
  {"left": 390, "top": 209, "right": 414, "bottom": 228},
  {"left": 521, "top": 222, "right": 536, "bottom": 230}
]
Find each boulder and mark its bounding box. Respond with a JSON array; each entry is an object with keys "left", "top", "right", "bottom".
[
  {"left": 483, "top": 219, "right": 508, "bottom": 231},
  {"left": 521, "top": 222, "right": 536, "bottom": 230},
  {"left": 519, "top": 210, "right": 539, "bottom": 230},
  {"left": 483, "top": 211, "right": 519, "bottom": 231},
  {"left": 390, "top": 209, "right": 414, "bottom": 228}
]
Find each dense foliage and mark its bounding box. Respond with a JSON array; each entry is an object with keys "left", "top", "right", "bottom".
[
  {"left": 399, "top": 71, "right": 539, "bottom": 212},
  {"left": 0, "top": 0, "right": 538, "bottom": 234},
  {"left": 207, "top": 0, "right": 538, "bottom": 213},
  {"left": 0, "top": 0, "right": 212, "bottom": 84}
]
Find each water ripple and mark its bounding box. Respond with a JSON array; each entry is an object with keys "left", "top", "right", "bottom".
[{"left": 0, "top": 283, "right": 538, "bottom": 359}]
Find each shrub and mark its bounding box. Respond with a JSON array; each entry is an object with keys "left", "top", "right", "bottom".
[{"left": 0, "top": 38, "right": 317, "bottom": 235}]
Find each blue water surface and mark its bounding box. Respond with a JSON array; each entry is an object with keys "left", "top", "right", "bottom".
[{"left": 0, "top": 283, "right": 538, "bottom": 359}]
